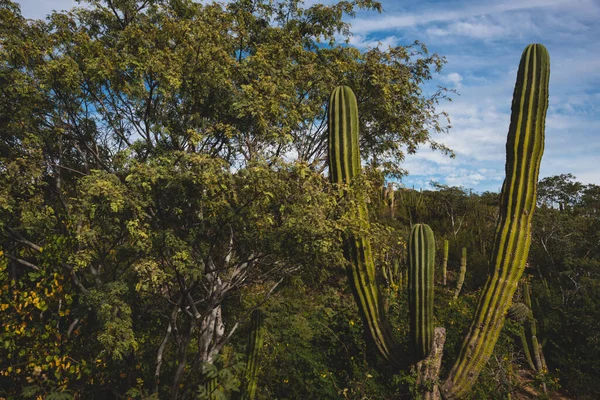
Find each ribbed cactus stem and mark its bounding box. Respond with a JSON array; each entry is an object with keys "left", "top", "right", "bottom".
[
  {"left": 523, "top": 282, "right": 545, "bottom": 374},
  {"left": 240, "top": 309, "right": 265, "bottom": 400},
  {"left": 453, "top": 248, "right": 467, "bottom": 300},
  {"left": 328, "top": 85, "right": 359, "bottom": 185},
  {"left": 408, "top": 224, "right": 435, "bottom": 359},
  {"left": 328, "top": 85, "right": 404, "bottom": 365},
  {"left": 519, "top": 326, "right": 536, "bottom": 370},
  {"left": 442, "top": 43, "right": 549, "bottom": 399},
  {"left": 204, "top": 377, "right": 218, "bottom": 400},
  {"left": 443, "top": 240, "right": 449, "bottom": 286}
]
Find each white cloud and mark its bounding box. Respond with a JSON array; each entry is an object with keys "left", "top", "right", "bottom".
[
  {"left": 347, "top": 34, "right": 400, "bottom": 50},
  {"left": 350, "top": 0, "right": 572, "bottom": 34},
  {"left": 427, "top": 20, "right": 507, "bottom": 40},
  {"left": 441, "top": 72, "right": 463, "bottom": 89}
]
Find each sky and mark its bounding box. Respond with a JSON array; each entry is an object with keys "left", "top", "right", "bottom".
[{"left": 15, "top": 0, "right": 600, "bottom": 193}]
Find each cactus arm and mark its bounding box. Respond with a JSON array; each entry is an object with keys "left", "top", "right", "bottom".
[
  {"left": 441, "top": 43, "right": 549, "bottom": 399},
  {"left": 408, "top": 224, "right": 436, "bottom": 359}
]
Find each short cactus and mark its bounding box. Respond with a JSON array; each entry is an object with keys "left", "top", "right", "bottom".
[
  {"left": 508, "top": 302, "right": 532, "bottom": 323},
  {"left": 240, "top": 309, "right": 265, "bottom": 400},
  {"left": 442, "top": 240, "right": 449, "bottom": 286},
  {"left": 453, "top": 247, "right": 467, "bottom": 300}
]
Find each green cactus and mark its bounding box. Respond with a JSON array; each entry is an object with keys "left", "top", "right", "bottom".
[
  {"left": 441, "top": 43, "right": 549, "bottom": 398},
  {"left": 508, "top": 302, "right": 532, "bottom": 323},
  {"left": 443, "top": 240, "right": 449, "bottom": 286},
  {"left": 401, "top": 188, "right": 425, "bottom": 226},
  {"left": 408, "top": 224, "right": 435, "bottom": 359},
  {"left": 328, "top": 85, "right": 404, "bottom": 365},
  {"left": 328, "top": 85, "right": 360, "bottom": 185},
  {"left": 453, "top": 247, "right": 467, "bottom": 300},
  {"left": 201, "top": 376, "right": 217, "bottom": 400},
  {"left": 240, "top": 309, "right": 265, "bottom": 400},
  {"left": 518, "top": 325, "right": 536, "bottom": 371},
  {"left": 523, "top": 282, "right": 546, "bottom": 374}
]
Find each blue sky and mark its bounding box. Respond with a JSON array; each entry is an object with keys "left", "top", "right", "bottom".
[{"left": 16, "top": 0, "right": 600, "bottom": 193}]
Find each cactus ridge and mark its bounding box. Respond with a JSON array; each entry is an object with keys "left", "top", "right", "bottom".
[
  {"left": 408, "top": 224, "right": 435, "bottom": 359},
  {"left": 442, "top": 44, "right": 549, "bottom": 398},
  {"left": 328, "top": 85, "right": 404, "bottom": 365}
]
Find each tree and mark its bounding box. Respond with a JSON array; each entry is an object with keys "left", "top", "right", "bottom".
[{"left": 537, "top": 173, "right": 584, "bottom": 211}]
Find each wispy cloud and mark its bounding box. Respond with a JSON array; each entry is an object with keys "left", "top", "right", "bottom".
[{"left": 352, "top": 0, "right": 576, "bottom": 34}]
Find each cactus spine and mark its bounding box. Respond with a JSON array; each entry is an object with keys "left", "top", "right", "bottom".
[
  {"left": 240, "top": 309, "right": 265, "bottom": 400},
  {"left": 443, "top": 240, "right": 449, "bottom": 286},
  {"left": 441, "top": 43, "right": 549, "bottom": 398},
  {"left": 408, "top": 224, "right": 435, "bottom": 359},
  {"left": 328, "top": 85, "right": 403, "bottom": 365},
  {"left": 453, "top": 247, "right": 467, "bottom": 300}
]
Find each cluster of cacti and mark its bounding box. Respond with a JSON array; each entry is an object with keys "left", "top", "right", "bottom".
[
  {"left": 408, "top": 224, "right": 435, "bottom": 359},
  {"left": 453, "top": 247, "right": 467, "bottom": 300},
  {"left": 328, "top": 43, "right": 549, "bottom": 399},
  {"left": 400, "top": 188, "right": 425, "bottom": 226},
  {"left": 239, "top": 309, "right": 265, "bottom": 400}
]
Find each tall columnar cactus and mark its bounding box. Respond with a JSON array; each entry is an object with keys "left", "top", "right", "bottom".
[
  {"left": 240, "top": 309, "right": 265, "bottom": 400},
  {"left": 328, "top": 85, "right": 404, "bottom": 365},
  {"left": 441, "top": 43, "right": 549, "bottom": 398},
  {"left": 453, "top": 247, "right": 467, "bottom": 300},
  {"left": 442, "top": 240, "right": 449, "bottom": 286},
  {"left": 408, "top": 224, "right": 435, "bottom": 359}
]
